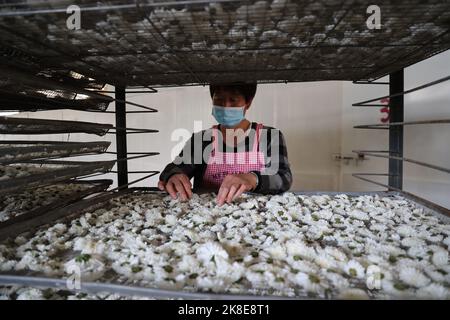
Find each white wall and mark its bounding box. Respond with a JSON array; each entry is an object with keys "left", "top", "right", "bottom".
[
  {"left": 340, "top": 50, "right": 450, "bottom": 209},
  {"left": 402, "top": 52, "right": 450, "bottom": 209}
]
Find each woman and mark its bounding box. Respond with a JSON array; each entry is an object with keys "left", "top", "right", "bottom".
[{"left": 158, "top": 82, "right": 292, "bottom": 206}]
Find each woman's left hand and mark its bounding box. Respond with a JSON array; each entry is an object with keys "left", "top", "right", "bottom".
[{"left": 216, "top": 173, "right": 257, "bottom": 206}]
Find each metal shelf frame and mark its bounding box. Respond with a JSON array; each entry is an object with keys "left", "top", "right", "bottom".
[
  {"left": 112, "top": 86, "right": 160, "bottom": 188},
  {"left": 0, "top": 0, "right": 449, "bottom": 300},
  {"left": 353, "top": 70, "right": 450, "bottom": 199}
]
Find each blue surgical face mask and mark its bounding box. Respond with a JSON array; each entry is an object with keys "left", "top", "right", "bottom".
[{"left": 212, "top": 105, "right": 245, "bottom": 128}]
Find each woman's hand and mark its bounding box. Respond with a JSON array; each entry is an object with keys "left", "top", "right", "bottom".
[
  {"left": 158, "top": 173, "right": 192, "bottom": 201},
  {"left": 216, "top": 173, "right": 257, "bottom": 206}
]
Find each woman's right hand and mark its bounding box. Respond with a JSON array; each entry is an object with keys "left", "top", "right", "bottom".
[{"left": 158, "top": 173, "right": 192, "bottom": 201}]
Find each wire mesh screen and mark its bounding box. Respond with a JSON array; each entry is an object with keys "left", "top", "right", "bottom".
[
  {"left": 0, "top": 44, "right": 111, "bottom": 111},
  {"left": 0, "top": 0, "right": 449, "bottom": 87}
]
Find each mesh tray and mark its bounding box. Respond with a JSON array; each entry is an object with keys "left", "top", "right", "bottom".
[
  {"left": 0, "top": 160, "right": 115, "bottom": 196},
  {"left": 0, "top": 116, "right": 113, "bottom": 136},
  {"left": 0, "top": 92, "right": 111, "bottom": 113},
  {"left": 0, "top": 140, "right": 111, "bottom": 164},
  {"left": 0, "top": 64, "right": 112, "bottom": 112},
  {"left": 0, "top": 188, "right": 130, "bottom": 242},
  {"left": 0, "top": 47, "right": 111, "bottom": 112},
  {"left": 0, "top": 179, "right": 112, "bottom": 228},
  {"left": 0, "top": 188, "right": 448, "bottom": 300},
  {"left": 0, "top": 0, "right": 449, "bottom": 86}
]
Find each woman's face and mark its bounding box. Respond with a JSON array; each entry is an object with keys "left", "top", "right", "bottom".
[{"left": 212, "top": 89, "right": 249, "bottom": 110}]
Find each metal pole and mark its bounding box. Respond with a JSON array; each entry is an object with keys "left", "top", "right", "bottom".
[
  {"left": 115, "top": 86, "right": 128, "bottom": 188},
  {"left": 388, "top": 69, "right": 404, "bottom": 190}
]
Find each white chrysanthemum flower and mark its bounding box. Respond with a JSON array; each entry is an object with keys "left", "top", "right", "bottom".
[
  {"left": 380, "top": 244, "right": 405, "bottom": 256},
  {"left": 357, "top": 228, "right": 376, "bottom": 239},
  {"left": 305, "top": 230, "right": 326, "bottom": 242},
  {"left": 164, "top": 214, "right": 177, "bottom": 226},
  {"left": 287, "top": 207, "right": 302, "bottom": 220},
  {"left": 366, "top": 254, "right": 386, "bottom": 266},
  {"left": 424, "top": 269, "right": 446, "bottom": 283},
  {"left": 265, "top": 201, "right": 284, "bottom": 211},
  {"left": 48, "top": 223, "right": 67, "bottom": 235},
  {"left": 224, "top": 262, "right": 245, "bottom": 283},
  {"left": 264, "top": 243, "right": 287, "bottom": 260},
  {"left": 292, "top": 272, "right": 321, "bottom": 293},
  {"left": 407, "top": 245, "right": 428, "bottom": 258},
  {"left": 344, "top": 260, "right": 365, "bottom": 279},
  {"left": 349, "top": 210, "right": 369, "bottom": 221},
  {"left": 196, "top": 277, "right": 225, "bottom": 291},
  {"left": 177, "top": 255, "right": 199, "bottom": 273},
  {"left": 287, "top": 259, "right": 319, "bottom": 274},
  {"left": 311, "top": 195, "right": 330, "bottom": 206},
  {"left": 285, "top": 239, "right": 316, "bottom": 260},
  {"left": 427, "top": 234, "right": 444, "bottom": 243},
  {"left": 16, "top": 288, "right": 44, "bottom": 300},
  {"left": 314, "top": 253, "right": 338, "bottom": 269},
  {"left": 0, "top": 257, "right": 16, "bottom": 272},
  {"left": 325, "top": 272, "right": 349, "bottom": 290},
  {"left": 196, "top": 242, "right": 229, "bottom": 265},
  {"left": 170, "top": 241, "right": 190, "bottom": 256},
  {"left": 432, "top": 250, "right": 448, "bottom": 267},
  {"left": 444, "top": 236, "right": 450, "bottom": 248},
  {"left": 324, "top": 247, "right": 347, "bottom": 262},
  {"left": 192, "top": 213, "right": 210, "bottom": 225},
  {"left": 73, "top": 237, "right": 106, "bottom": 255},
  {"left": 239, "top": 199, "right": 258, "bottom": 210},
  {"left": 214, "top": 256, "right": 234, "bottom": 277},
  {"left": 246, "top": 271, "right": 265, "bottom": 288},
  {"left": 399, "top": 267, "right": 430, "bottom": 288},
  {"left": 397, "top": 225, "right": 416, "bottom": 237},
  {"left": 183, "top": 229, "right": 199, "bottom": 242},
  {"left": 144, "top": 208, "right": 162, "bottom": 226},
  {"left": 316, "top": 210, "right": 333, "bottom": 220},
  {"left": 158, "top": 224, "right": 173, "bottom": 234},
  {"left": 416, "top": 283, "right": 449, "bottom": 300},
  {"left": 401, "top": 237, "right": 425, "bottom": 248},
  {"left": 380, "top": 279, "right": 414, "bottom": 298}
]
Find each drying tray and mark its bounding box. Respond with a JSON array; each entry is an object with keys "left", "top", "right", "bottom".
[
  {"left": 0, "top": 91, "right": 111, "bottom": 113},
  {"left": 0, "top": 64, "right": 112, "bottom": 112},
  {"left": 0, "top": 188, "right": 448, "bottom": 300},
  {"left": 0, "top": 140, "right": 111, "bottom": 164},
  {"left": 0, "top": 116, "right": 113, "bottom": 136},
  {"left": 0, "top": 0, "right": 449, "bottom": 87},
  {"left": 0, "top": 179, "right": 112, "bottom": 230},
  {"left": 0, "top": 159, "right": 115, "bottom": 196}
]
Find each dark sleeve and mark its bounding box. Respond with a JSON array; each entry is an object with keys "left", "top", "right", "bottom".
[
  {"left": 159, "top": 131, "right": 206, "bottom": 183},
  {"left": 252, "top": 128, "right": 293, "bottom": 194}
]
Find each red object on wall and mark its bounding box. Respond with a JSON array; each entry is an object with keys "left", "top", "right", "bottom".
[{"left": 380, "top": 98, "right": 390, "bottom": 123}]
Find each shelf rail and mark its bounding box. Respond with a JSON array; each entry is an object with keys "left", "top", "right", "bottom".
[{"left": 353, "top": 72, "right": 450, "bottom": 195}]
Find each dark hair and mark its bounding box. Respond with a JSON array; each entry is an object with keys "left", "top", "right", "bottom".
[{"left": 209, "top": 82, "right": 257, "bottom": 103}]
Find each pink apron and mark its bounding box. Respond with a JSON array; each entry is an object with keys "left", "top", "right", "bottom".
[{"left": 202, "top": 123, "right": 266, "bottom": 189}]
